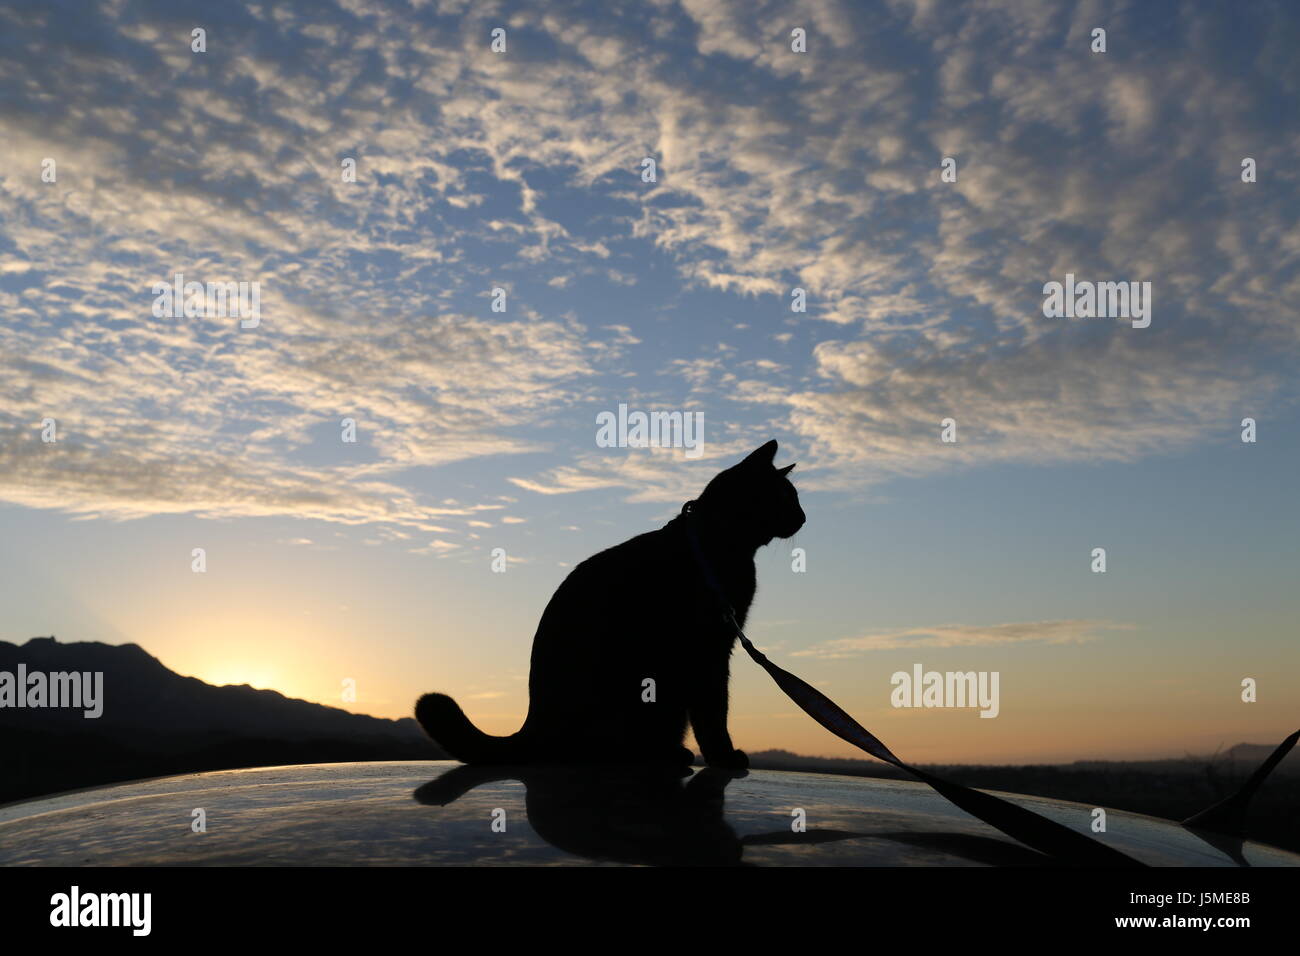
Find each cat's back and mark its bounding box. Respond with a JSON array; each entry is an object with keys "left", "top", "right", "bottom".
[
  {"left": 557, "top": 524, "right": 682, "bottom": 599},
  {"left": 536, "top": 523, "right": 709, "bottom": 630}
]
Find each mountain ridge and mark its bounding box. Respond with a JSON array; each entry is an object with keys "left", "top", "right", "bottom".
[
  {"left": 0, "top": 635, "right": 430, "bottom": 742},
  {"left": 1, "top": 635, "right": 445, "bottom": 803}
]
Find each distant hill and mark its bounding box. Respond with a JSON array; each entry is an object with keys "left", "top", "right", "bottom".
[
  {"left": 747, "top": 744, "right": 1300, "bottom": 778},
  {"left": 0, "top": 636, "right": 445, "bottom": 803}
]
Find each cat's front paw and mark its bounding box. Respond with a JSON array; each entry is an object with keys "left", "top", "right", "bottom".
[{"left": 707, "top": 748, "right": 748, "bottom": 770}]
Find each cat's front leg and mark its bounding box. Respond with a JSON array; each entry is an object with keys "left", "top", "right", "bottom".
[{"left": 688, "top": 654, "right": 747, "bottom": 770}]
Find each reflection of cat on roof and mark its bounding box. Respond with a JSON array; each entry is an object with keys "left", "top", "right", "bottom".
[
  {"left": 415, "top": 764, "right": 748, "bottom": 867},
  {"left": 416, "top": 440, "right": 804, "bottom": 768}
]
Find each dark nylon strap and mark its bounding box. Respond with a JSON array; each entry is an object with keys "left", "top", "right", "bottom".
[
  {"left": 729, "top": 626, "right": 1145, "bottom": 865},
  {"left": 681, "top": 506, "right": 1297, "bottom": 863},
  {"left": 1181, "top": 728, "right": 1300, "bottom": 834},
  {"left": 680, "top": 508, "right": 1140, "bottom": 866},
  {"left": 676, "top": 512, "right": 1294, "bottom": 863}
]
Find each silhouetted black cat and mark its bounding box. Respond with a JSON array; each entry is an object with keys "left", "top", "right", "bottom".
[{"left": 416, "top": 440, "right": 805, "bottom": 768}]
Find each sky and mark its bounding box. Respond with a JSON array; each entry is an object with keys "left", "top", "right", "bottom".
[{"left": 1, "top": 0, "right": 1297, "bottom": 764}]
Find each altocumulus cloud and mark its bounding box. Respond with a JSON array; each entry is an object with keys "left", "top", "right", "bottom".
[
  {"left": 792, "top": 619, "right": 1136, "bottom": 658},
  {"left": 0, "top": 0, "right": 1297, "bottom": 531}
]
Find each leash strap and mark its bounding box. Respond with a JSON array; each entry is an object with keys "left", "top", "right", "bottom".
[
  {"left": 680, "top": 507, "right": 1141, "bottom": 866},
  {"left": 680, "top": 504, "right": 1297, "bottom": 861}
]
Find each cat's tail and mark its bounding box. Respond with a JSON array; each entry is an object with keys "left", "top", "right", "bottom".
[{"left": 415, "top": 693, "right": 526, "bottom": 764}]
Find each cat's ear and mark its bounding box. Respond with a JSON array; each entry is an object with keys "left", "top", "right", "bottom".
[
  {"left": 743, "top": 440, "right": 778, "bottom": 466},
  {"left": 777, "top": 463, "right": 795, "bottom": 476}
]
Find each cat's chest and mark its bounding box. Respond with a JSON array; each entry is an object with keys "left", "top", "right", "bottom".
[
  {"left": 689, "top": 556, "right": 755, "bottom": 632},
  {"left": 718, "top": 564, "right": 756, "bottom": 616}
]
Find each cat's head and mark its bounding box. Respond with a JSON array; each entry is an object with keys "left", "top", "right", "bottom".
[{"left": 694, "top": 440, "right": 805, "bottom": 545}]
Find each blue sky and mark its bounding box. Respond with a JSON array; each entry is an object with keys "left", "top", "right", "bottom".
[{"left": 1, "top": 0, "right": 1297, "bottom": 762}]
